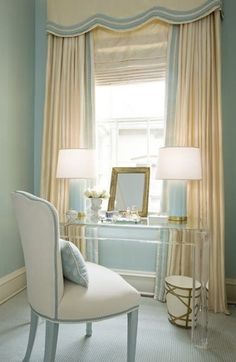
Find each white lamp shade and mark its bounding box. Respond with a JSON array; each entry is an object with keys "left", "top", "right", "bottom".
[
  {"left": 156, "top": 147, "right": 202, "bottom": 180},
  {"left": 56, "top": 149, "right": 96, "bottom": 179}
]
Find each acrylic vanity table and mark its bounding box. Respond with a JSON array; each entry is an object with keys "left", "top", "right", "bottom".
[{"left": 60, "top": 216, "right": 209, "bottom": 348}]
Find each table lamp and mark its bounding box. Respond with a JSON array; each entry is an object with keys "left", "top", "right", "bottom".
[
  {"left": 56, "top": 148, "right": 97, "bottom": 214},
  {"left": 156, "top": 147, "right": 202, "bottom": 223}
]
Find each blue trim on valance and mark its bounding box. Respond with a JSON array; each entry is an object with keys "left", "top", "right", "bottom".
[{"left": 47, "top": 0, "right": 222, "bottom": 36}]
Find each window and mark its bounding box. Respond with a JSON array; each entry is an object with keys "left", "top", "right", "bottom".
[
  {"left": 95, "top": 80, "right": 165, "bottom": 213},
  {"left": 93, "top": 21, "right": 169, "bottom": 213}
]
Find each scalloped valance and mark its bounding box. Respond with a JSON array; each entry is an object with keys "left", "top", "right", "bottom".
[{"left": 47, "top": 0, "right": 223, "bottom": 36}]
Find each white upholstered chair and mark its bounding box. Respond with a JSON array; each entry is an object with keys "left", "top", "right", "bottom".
[{"left": 12, "top": 191, "right": 140, "bottom": 362}]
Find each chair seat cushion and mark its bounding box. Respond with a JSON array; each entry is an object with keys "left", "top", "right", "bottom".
[{"left": 58, "top": 262, "right": 140, "bottom": 321}]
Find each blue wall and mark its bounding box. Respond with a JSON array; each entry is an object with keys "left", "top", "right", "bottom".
[
  {"left": 222, "top": 0, "right": 236, "bottom": 278},
  {"left": 0, "top": 0, "right": 35, "bottom": 278},
  {"left": 34, "top": 0, "right": 47, "bottom": 195}
]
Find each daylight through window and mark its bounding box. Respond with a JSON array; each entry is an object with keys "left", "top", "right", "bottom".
[{"left": 95, "top": 81, "right": 165, "bottom": 212}]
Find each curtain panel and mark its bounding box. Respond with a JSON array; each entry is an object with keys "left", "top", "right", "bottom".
[
  {"left": 164, "top": 10, "right": 226, "bottom": 312},
  {"left": 40, "top": 33, "right": 95, "bottom": 219}
]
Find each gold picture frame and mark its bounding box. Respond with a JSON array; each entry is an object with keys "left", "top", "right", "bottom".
[{"left": 108, "top": 167, "right": 150, "bottom": 217}]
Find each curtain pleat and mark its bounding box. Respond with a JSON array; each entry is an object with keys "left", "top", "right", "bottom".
[{"left": 41, "top": 33, "right": 95, "bottom": 219}]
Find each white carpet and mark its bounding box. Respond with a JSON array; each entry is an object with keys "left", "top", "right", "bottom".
[{"left": 0, "top": 290, "right": 235, "bottom": 361}]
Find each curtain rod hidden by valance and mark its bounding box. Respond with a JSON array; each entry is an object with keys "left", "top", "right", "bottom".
[{"left": 47, "top": 0, "right": 223, "bottom": 37}]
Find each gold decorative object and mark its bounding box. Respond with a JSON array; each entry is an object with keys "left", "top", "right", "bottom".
[
  {"left": 168, "top": 215, "right": 188, "bottom": 223},
  {"left": 108, "top": 167, "right": 150, "bottom": 217},
  {"left": 165, "top": 275, "right": 201, "bottom": 329}
]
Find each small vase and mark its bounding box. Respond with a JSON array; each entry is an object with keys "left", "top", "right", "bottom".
[{"left": 90, "top": 198, "right": 103, "bottom": 221}]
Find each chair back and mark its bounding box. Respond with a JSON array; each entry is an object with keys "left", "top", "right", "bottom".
[{"left": 12, "top": 191, "right": 64, "bottom": 319}]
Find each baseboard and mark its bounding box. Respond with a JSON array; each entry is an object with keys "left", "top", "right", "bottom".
[
  {"left": 226, "top": 278, "right": 236, "bottom": 304},
  {"left": 114, "top": 270, "right": 236, "bottom": 303},
  {"left": 0, "top": 267, "right": 26, "bottom": 305},
  {"left": 113, "top": 269, "right": 156, "bottom": 296},
  {"left": 0, "top": 267, "right": 234, "bottom": 305}
]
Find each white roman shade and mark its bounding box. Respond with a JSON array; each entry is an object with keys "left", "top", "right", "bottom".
[{"left": 94, "top": 21, "right": 169, "bottom": 85}]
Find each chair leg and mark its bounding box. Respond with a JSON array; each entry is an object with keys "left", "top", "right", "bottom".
[
  {"left": 86, "top": 322, "right": 92, "bottom": 337},
  {"left": 43, "top": 321, "right": 59, "bottom": 362},
  {"left": 23, "top": 308, "right": 39, "bottom": 362},
  {"left": 127, "top": 309, "right": 138, "bottom": 362}
]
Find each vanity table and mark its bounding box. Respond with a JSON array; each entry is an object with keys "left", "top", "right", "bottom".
[{"left": 60, "top": 217, "right": 209, "bottom": 348}]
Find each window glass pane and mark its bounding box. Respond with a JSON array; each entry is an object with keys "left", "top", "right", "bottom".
[
  {"left": 96, "top": 82, "right": 165, "bottom": 120},
  {"left": 96, "top": 81, "right": 165, "bottom": 213},
  {"left": 150, "top": 127, "right": 164, "bottom": 154},
  {"left": 118, "top": 128, "right": 147, "bottom": 166}
]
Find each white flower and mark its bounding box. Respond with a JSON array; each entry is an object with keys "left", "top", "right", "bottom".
[{"left": 84, "top": 188, "right": 109, "bottom": 199}]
